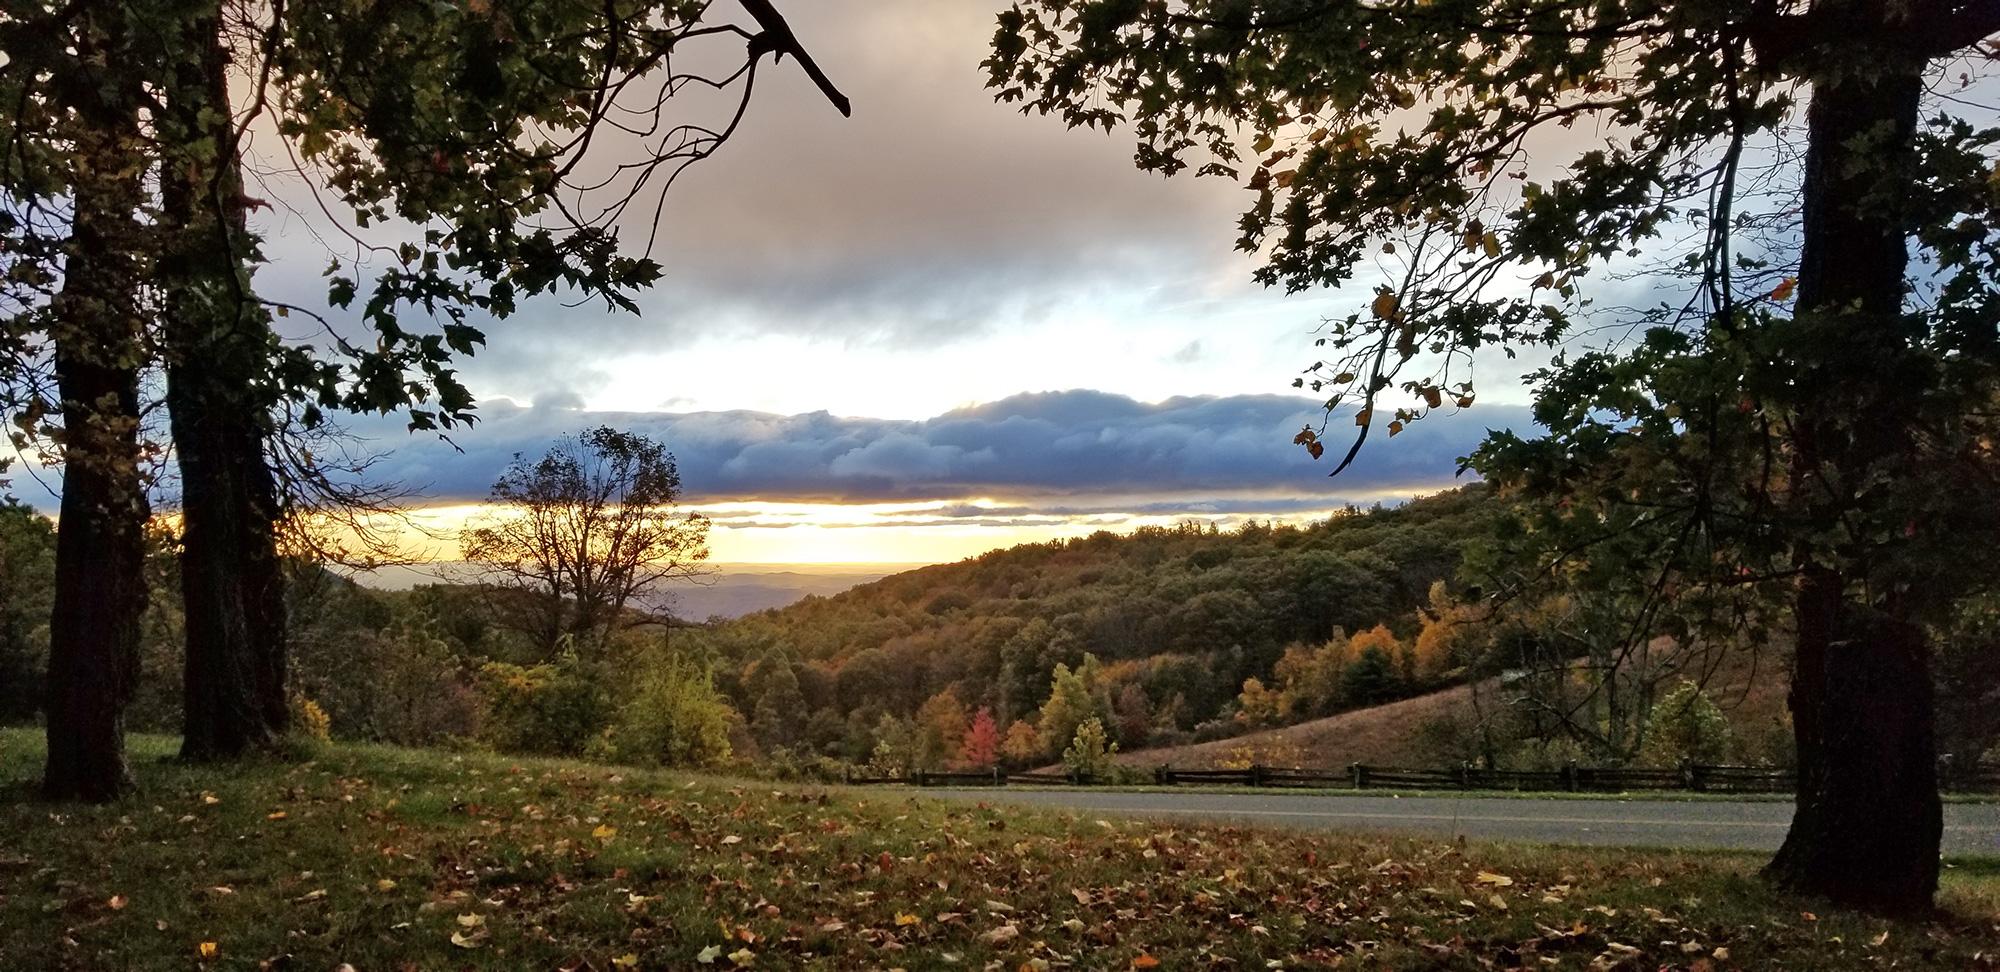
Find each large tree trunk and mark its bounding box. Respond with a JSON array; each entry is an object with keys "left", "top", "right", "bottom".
[
  {"left": 41, "top": 27, "right": 150, "bottom": 803},
  {"left": 161, "top": 8, "right": 290, "bottom": 760},
  {"left": 1762, "top": 48, "right": 1941, "bottom": 912}
]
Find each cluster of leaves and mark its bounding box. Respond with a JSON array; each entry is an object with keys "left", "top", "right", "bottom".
[
  {"left": 4, "top": 729, "right": 1998, "bottom": 969},
  {"left": 987, "top": 0, "right": 1799, "bottom": 468}
]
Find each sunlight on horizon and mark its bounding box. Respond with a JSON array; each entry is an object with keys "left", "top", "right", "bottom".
[{"left": 322, "top": 496, "right": 1390, "bottom": 567}]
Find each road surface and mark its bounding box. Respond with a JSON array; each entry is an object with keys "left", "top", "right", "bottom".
[{"left": 916, "top": 788, "right": 2000, "bottom": 856}]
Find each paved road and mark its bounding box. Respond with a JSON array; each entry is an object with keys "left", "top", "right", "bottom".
[{"left": 917, "top": 789, "right": 2000, "bottom": 856}]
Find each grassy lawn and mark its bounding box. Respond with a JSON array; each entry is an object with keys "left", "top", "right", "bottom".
[{"left": 2, "top": 729, "right": 1997, "bottom": 970}]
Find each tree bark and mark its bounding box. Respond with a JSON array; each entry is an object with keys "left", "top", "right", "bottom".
[
  {"left": 161, "top": 8, "right": 290, "bottom": 760},
  {"left": 1763, "top": 46, "right": 1942, "bottom": 913},
  {"left": 41, "top": 22, "right": 150, "bottom": 803}
]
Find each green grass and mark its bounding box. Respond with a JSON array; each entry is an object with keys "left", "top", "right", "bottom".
[{"left": 3, "top": 729, "right": 1998, "bottom": 970}]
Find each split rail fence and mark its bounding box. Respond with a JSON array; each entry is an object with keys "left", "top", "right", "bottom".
[{"left": 838, "top": 758, "right": 2000, "bottom": 795}]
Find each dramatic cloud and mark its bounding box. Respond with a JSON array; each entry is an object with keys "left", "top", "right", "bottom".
[
  {"left": 346, "top": 390, "right": 1531, "bottom": 508},
  {"left": 242, "top": 0, "right": 1295, "bottom": 415}
]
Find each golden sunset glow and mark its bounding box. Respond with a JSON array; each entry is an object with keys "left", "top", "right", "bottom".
[{"left": 310, "top": 496, "right": 1379, "bottom": 567}]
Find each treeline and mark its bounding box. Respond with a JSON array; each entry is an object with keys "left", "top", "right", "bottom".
[{"left": 0, "top": 487, "right": 1501, "bottom": 775}]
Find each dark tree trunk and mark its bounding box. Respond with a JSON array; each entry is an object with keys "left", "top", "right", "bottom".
[
  {"left": 161, "top": 9, "right": 290, "bottom": 761},
  {"left": 41, "top": 27, "right": 150, "bottom": 804},
  {"left": 1763, "top": 47, "right": 1941, "bottom": 913}
]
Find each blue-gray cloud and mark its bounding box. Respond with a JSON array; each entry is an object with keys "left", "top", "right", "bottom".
[{"left": 344, "top": 390, "right": 1532, "bottom": 507}]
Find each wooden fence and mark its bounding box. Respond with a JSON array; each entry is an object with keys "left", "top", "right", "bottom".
[{"left": 839, "top": 759, "right": 2000, "bottom": 795}]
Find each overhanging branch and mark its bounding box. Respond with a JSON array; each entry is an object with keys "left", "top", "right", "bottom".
[{"left": 738, "top": 0, "right": 852, "bottom": 117}]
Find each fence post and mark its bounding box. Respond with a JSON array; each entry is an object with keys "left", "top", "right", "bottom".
[
  {"left": 914, "top": 769, "right": 927, "bottom": 787},
  {"left": 1350, "top": 762, "right": 1365, "bottom": 789},
  {"left": 1154, "top": 764, "right": 1169, "bottom": 786},
  {"left": 1456, "top": 763, "right": 1470, "bottom": 790},
  {"left": 1562, "top": 761, "right": 1576, "bottom": 792},
  {"left": 841, "top": 764, "right": 850, "bottom": 785},
  {"left": 1939, "top": 753, "right": 1956, "bottom": 791},
  {"left": 1685, "top": 762, "right": 1705, "bottom": 793},
  {"left": 993, "top": 765, "right": 1002, "bottom": 787}
]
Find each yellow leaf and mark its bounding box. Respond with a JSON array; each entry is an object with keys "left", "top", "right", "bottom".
[
  {"left": 375, "top": 879, "right": 397, "bottom": 892},
  {"left": 1475, "top": 871, "right": 1514, "bottom": 887},
  {"left": 457, "top": 913, "right": 485, "bottom": 928},
  {"left": 593, "top": 824, "right": 618, "bottom": 841},
  {"left": 612, "top": 954, "right": 640, "bottom": 969},
  {"left": 728, "top": 947, "right": 757, "bottom": 967},
  {"left": 266, "top": 811, "right": 288, "bottom": 821},
  {"left": 197, "top": 941, "right": 218, "bottom": 960},
  {"left": 896, "top": 912, "right": 921, "bottom": 926},
  {"left": 450, "top": 930, "right": 485, "bottom": 949}
]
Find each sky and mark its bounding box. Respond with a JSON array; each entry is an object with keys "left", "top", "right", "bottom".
[{"left": 11, "top": 0, "right": 1542, "bottom": 566}]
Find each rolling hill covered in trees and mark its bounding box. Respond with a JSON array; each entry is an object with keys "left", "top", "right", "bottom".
[{"left": 688, "top": 486, "right": 1503, "bottom": 766}]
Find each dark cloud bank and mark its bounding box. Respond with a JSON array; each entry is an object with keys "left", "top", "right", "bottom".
[{"left": 353, "top": 391, "right": 1533, "bottom": 511}]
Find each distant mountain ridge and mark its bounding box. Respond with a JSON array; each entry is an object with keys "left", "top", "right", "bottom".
[{"left": 354, "top": 563, "right": 906, "bottom": 620}]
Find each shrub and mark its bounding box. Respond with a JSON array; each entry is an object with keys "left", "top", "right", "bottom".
[
  {"left": 477, "top": 657, "right": 613, "bottom": 756},
  {"left": 289, "top": 693, "right": 333, "bottom": 743},
  {"left": 611, "top": 654, "right": 733, "bottom": 768},
  {"left": 1641, "top": 680, "right": 1733, "bottom": 767},
  {"left": 367, "top": 617, "right": 480, "bottom": 746},
  {"left": 1060, "top": 717, "right": 1118, "bottom": 780}
]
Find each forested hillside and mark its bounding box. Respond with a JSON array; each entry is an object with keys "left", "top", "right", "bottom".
[{"left": 688, "top": 486, "right": 1503, "bottom": 767}]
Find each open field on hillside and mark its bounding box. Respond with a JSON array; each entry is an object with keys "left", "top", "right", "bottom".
[
  {"left": 3, "top": 730, "right": 1999, "bottom": 970},
  {"left": 1115, "top": 682, "right": 1489, "bottom": 770},
  {"left": 1124, "top": 648, "right": 1794, "bottom": 772}
]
